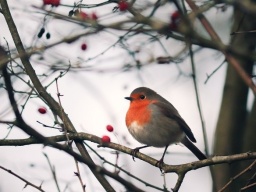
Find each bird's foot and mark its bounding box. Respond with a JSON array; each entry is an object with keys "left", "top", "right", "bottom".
[
  {"left": 130, "top": 145, "right": 149, "bottom": 161},
  {"left": 155, "top": 158, "right": 164, "bottom": 172},
  {"left": 131, "top": 147, "right": 140, "bottom": 161}
]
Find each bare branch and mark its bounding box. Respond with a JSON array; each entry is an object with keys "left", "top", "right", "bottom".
[
  {"left": 0, "top": 0, "right": 115, "bottom": 191},
  {"left": 218, "top": 160, "right": 256, "bottom": 192},
  {"left": 186, "top": 0, "right": 256, "bottom": 94},
  {"left": 0, "top": 133, "right": 256, "bottom": 172},
  {"left": 74, "top": 159, "right": 86, "bottom": 192},
  {"left": 0, "top": 165, "right": 45, "bottom": 192},
  {"left": 43, "top": 153, "right": 61, "bottom": 192}
]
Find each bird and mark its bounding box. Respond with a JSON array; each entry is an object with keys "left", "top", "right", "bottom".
[{"left": 125, "top": 87, "right": 206, "bottom": 167}]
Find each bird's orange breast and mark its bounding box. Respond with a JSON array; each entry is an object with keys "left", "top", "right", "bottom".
[{"left": 125, "top": 100, "right": 152, "bottom": 127}]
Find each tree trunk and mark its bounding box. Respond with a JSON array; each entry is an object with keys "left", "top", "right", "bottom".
[{"left": 213, "top": 6, "right": 256, "bottom": 191}]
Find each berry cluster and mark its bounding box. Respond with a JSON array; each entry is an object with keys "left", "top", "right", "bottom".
[
  {"left": 101, "top": 125, "right": 114, "bottom": 143},
  {"left": 38, "top": 106, "right": 114, "bottom": 144}
]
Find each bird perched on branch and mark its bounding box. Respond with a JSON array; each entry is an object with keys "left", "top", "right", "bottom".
[{"left": 125, "top": 87, "right": 206, "bottom": 167}]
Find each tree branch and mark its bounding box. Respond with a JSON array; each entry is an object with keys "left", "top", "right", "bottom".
[
  {"left": 0, "top": 132, "right": 255, "bottom": 172},
  {"left": 218, "top": 160, "right": 256, "bottom": 192},
  {"left": 186, "top": 0, "right": 256, "bottom": 94},
  {"left": 0, "top": 165, "right": 45, "bottom": 192},
  {"left": 0, "top": 0, "right": 115, "bottom": 191}
]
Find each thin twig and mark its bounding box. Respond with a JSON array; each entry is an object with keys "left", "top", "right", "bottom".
[
  {"left": 241, "top": 182, "right": 256, "bottom": 191},
  {"left": 0, "top": 1, "right": 115, "bottom": 190},
  {"left": 83, "top": 142, "right": 168, "bottom": 191},
  {"left": 36, "top": 121, "right": 63, "bottom": 131},
  {"left": 204, "top": 59, "right": 226, "bottom": 84},
  {"left": 245, "top": 171, "right": 256, "bottom": 187},
  {"left": 188, "top": 38, "right": 209, "bottom": 157},
  {"left": 218, "top": 160, "right": 256, "bottom": 192},
  {"left": 0, "top": 165, "right": 45, "bottom": 192},
  {"left": 185, "top": 0, "right": 256, "bottom": 95},
  {"left": 43, "top": 153, "right": 61, "bottom": 192},
  {"left": 55, "top": 78, "right": 70, "bottom": 142},
  {"left": 74, "top": 159, "right": 86, "bottom": 192},
  {"left": 188, "top": 44, "right": 217, "bottom": 190}
]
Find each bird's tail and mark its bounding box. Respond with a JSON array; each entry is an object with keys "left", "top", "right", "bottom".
[{"left": 181, "top": 137, "right": 207, "bottom": 160}]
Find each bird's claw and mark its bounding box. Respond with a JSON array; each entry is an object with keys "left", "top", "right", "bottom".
[
  {"left": 131, "top": 147, "right": 140, "bottom": 161},
  {"left": 155, "top": 158, "right": 164, "bottom": 172}
]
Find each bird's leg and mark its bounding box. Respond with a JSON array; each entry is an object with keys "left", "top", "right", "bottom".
[
  {"left": 131, "top": 145, "right": 149, "bottom": 161},
  {"left": 156, "top": 145, "right": 169, "bottom": 171}
]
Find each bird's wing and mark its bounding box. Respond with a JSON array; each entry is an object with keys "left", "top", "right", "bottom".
[{"left": 153, "top": 101, "right": 197, "bottom": 143}]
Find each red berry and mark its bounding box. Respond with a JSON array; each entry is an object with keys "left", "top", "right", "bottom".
[
  {"left": 38, "top": 107, "right": 47, "bottom": 114},
  {"left": 43, "top": 0, "right": 51, "bottom": 5},
  {"left": 101, "top": 135, "right": 111, "bottom": 143},
  {"left": 118, "top": 1, "right": 129, "bottom": 11},
  {"left": 171, "top": 11, "right": 180, "bottom": 21},
  {"left": 91, "top": 12, "right": 98, "bottom": 20},
  {"left": 52, "top": 0, "right": 60, "bottom": 6},
  {"left": 81, "top": 43, "right": 87, "bottom": 51},
  {"left": 106, "top": 125, "right": 114, "bottom": 132},
  {"left": 170, "top": 11, "right": 181, "bottom": 30},
  {"left": 43, "top": 0, "right": 60, "bottom": 7}
]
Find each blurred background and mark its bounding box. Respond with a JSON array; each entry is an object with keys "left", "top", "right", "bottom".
[{"left": 0, "top": 0, "right": 255, "bottom": 191}]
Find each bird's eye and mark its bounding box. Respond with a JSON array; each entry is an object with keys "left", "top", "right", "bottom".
[{"left": 139, "top": 95, "right": 146, "bottom": 100}]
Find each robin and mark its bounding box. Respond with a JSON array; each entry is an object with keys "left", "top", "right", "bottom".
[{"left": 125, "top": 87, "right": 206, "bottom": 166}]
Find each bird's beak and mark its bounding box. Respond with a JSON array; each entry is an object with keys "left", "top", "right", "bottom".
[{"left": 125, "top": 97, "right": 133, "bottom": 101}]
